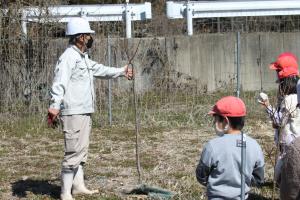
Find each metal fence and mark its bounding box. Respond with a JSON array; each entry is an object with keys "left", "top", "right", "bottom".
[{"left": 1, "top": 1, "right": 299, "bottom": 129}]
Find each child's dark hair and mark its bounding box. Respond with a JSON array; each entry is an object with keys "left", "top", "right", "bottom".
[
  {"left": 215, "top": 115, "right": 245, "bottom": 130},
  {"left": 279, "top": 76, "right": 299, "bottom": 95},
  {"left": 228, "top": 117, "right": 245, "bottom": 130}
]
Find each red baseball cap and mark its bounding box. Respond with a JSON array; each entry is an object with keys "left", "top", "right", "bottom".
[
  {"left": 208, "top": 96, "right": 246, "bottom": 117},
  {"left": 269, "top": 52, "right": 299, "bottom": 78},
  {"left": 277, "top": 66, "right": 299, "bottom": 79}
]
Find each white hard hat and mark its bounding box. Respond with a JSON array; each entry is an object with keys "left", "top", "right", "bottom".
[{"left": 65, "top": 17, "right": 95, "bottom": 36}]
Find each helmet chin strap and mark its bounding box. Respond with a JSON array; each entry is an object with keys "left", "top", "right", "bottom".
[
  {"left": 74, "top": 34, "right": 87, "bottom": 53},
  {"left": 82, "top": 35, "right": 89, "bottom": 51},
  {"left": 76, "top": 34, "right": 91, "bottom": 52},
  {"left": 86, "top": 37, "right": 93, "bottom": 48}
]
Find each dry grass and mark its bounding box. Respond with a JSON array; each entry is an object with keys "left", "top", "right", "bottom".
[
  {"left": 0, "top": 112, "right": 279, "bottom": 200},
  {"left": 0, "top": 90, "right": 280, "bottom": 199}
]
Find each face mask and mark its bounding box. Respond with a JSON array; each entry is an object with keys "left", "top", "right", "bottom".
[{"left": 86, "top": 36, "right": 93, "bottom": 49}]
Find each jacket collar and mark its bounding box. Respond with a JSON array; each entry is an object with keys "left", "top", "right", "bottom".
[{"left": 71, "top": 45, "right": 88, "bottom": 57}]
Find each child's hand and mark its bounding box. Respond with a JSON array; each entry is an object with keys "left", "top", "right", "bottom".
[{"left": 257, "top": 92, "right": 270, "bottom": 107}]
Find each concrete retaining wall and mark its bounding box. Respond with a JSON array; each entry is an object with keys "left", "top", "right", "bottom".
[{"left": 50, "top": 32, "right": 300, "bottom": 92}]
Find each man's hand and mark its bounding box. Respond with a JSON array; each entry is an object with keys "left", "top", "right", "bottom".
[
  {"left": 48, "top": 108, "right": 60, "bottom": 128},
  {"left": 48, "top": 108, "right": 60, "bottom": 119},
  {"left": 124, "top": 65, "right": 134, "bottom": 80}
]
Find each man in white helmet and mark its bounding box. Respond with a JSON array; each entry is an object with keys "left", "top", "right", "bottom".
[{"left": 47, "top": 17, "right": 133, "bottom": 200}]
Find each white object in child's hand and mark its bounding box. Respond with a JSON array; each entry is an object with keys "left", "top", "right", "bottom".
[{"left": 257, "top": 92, "right": 269, "bottom": 104}]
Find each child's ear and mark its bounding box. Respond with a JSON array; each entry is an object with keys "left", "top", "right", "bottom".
[
  {"left": 223, "top": 117, "right": 230, "bottom": 130},
  {"left": 224, "top": 116, "right": 229, "bottom": 125}
]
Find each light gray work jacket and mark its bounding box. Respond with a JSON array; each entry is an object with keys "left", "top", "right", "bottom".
[{"left": 49, "top": 45, "right": 125, "bottom": 115}]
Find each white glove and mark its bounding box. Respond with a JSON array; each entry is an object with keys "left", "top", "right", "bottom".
[{"left": 257, "top": 92, "right": 269, "bottom": 104}]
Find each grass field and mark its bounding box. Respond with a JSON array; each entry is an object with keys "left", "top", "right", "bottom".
[{"left": 0, "top": 91, "right": 280, "bottom": 200}]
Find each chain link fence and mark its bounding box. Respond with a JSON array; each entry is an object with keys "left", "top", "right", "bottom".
[
  {"left": 2, "top": 2, "right": 298, "bottom": 200},
  {"left": 1, "top": 1, "right": 300, "bottom": 130}
]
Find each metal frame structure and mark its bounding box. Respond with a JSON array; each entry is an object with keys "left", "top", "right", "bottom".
[
  {"left": 166, "top": 0, "right": 300, "bottom": 35},
  {"left": 2, "top": 2, "right": 151, "bottom": 125},
  {"left": 17, "top": 2, "right": 151, "bottom": 38}
]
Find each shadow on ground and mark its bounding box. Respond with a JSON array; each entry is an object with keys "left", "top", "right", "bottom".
[
  {"left": 11, "top": 179, "right": 60, "bottom": 199},
  {"left": 248, "top": 181, "right": 278, "bottom": 200},
  {"left": 248, "top": 193, "right": 272, "bottom": 200}
]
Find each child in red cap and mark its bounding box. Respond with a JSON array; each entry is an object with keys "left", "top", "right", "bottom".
[
  {"left": 196, "top": 96, "right": 265, "bottom": 200},
  {"left": 259, "top": 52, "right": 300, "bottom": 183}
]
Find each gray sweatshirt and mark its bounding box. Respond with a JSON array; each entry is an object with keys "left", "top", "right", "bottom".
[{"left": 196, "top": 133, "right": 265, "bottom": 200}]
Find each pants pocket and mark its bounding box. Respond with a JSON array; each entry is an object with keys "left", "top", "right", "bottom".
[{"left": 64, "top": 129, "right": 80, "bottom": 153}]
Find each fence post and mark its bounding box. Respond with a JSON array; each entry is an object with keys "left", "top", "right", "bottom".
[
  {"left": 125, "top": 0, "right": 132, "bottom": 38},
  {"left": 186, "top": 1, "right": 193, "bottom": 36},
  {"left": 107, "top": 35, "right": 112, "bottom": 126},
  {"left": 237, "top": 32, "right": 245, "bottom": 200},
  {"left": 21, "top": 10, "right": 27, "bottom": 37},
  {"left": 236, "top": 31, "right": 241, "bottom": 98},
  {"left": 258, "top": 34, "right": 263, "bottom": 91},
  {"left": 241, "top": 132, "right": 246, "bottom": 200}
]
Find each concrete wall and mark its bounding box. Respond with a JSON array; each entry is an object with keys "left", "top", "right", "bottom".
[
  {"left": 49, "top": 32, "right": 300, "bottom": 92},
  {"left": 163, "top": 32, "right": 300, "bottom": 92}
]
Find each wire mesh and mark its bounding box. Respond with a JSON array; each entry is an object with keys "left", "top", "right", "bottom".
[
  {"left": 1, "top": 2, "right": 295, "bottom": 200},
  {"left": 1, "top": 1, "right": 300, "bottom": 129}
]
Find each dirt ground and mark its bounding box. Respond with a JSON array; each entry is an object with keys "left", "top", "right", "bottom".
[{"left": 0, "top": 116, "right": 279, "bottom": 200}]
